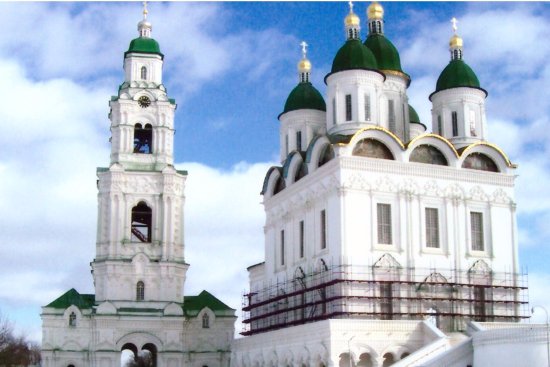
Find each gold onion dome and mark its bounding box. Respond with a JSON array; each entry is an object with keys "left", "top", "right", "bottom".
[
  {"left": 449, "top": 34, "right": 463, "bottom": 48},
  {"left": 345, "top": 11, "right": 360, "bottom": 26},
  {"left": 298, "top": 58, "right": 311, "bottom": 73},
  {"left": 367, "top": 2, "right": 384, "bottom": 20}
]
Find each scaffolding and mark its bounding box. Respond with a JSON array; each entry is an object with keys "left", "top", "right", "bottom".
[{"left": 241, "top": 264, "right": 529, "bottom": 335}]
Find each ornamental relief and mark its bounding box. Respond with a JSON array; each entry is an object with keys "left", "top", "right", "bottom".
[
  {"left": 423, "top": 180, "right": 443, "bottom": 197},
  {"left": 343, "top": 172, "right": 371, "bottom": 191},
  {"left": 374, "top": 176, "right": 397, "bottom": 192},
  {"left": 468, "top": 185, "right": 489, "bottom": 202},
  {"left": 399, "top": 178, "right": 420, "bottom": 196},
  {"left": 444, "top": 183, "right": 464, "bottom": 200},
  {"left": 492, "top": 188, "right": 512, "bottom": 204}
]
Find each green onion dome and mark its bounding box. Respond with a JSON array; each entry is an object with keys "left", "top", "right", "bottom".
[
  {"left": 330, "top": 39, "right": 378, "bottom": 74},
  {"left": 408, "top": 105, "right": 421, "bottom": 124},
  {"left": 281, "top": 82, "right": 326, "bottom": 116},
  {"left": 364, "top": 34, "right": 403, "bottom": 73},
  {"left": 125, "top": 37, "right": 164, "bottom": 58},
  {"left": 435, "top": 59, "right": 482, "bottom": 93}
]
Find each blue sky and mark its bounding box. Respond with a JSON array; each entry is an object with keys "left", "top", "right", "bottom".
[{"left": 1, "top": 1, "right": 550, "bottom": 343}]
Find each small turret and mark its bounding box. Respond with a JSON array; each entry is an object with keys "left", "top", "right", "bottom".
[
  {"left": 278, "top": 42, "right": 326, "bottom": 163},
  {"left": 430, "top": 17, "right": 488, "bottom": 148}
]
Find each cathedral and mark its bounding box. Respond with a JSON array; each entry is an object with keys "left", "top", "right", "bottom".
[{"left": 41, "top": 2, "right": 548, "bottom": 367}]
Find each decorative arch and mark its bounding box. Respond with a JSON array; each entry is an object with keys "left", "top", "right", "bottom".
[
  {"left": 352, "top": 138, "right": 394, "bottom": 160},
  {"left": 462, "top": 152, "right": 499, "bottom": 172},
  {"left": 347, "top": 126, "right": 405, "bottom": 160},
  {"left": 409, "top": 145, "right": 448, "bottom": 166},
  {"left": 261, "top": 166, "right": 285, "bottom": 199},
  {"left": 134, "top": 123, "right": 153, "bottom": 154},
  {"left": 459, "top": 142, "right": 515, "bottom": 172},
  {"left": 469, "top": 259, "right": 492, "bottom": 275},
  {"left": 284, "top": 151, "right": 308, "bottom": 184},
  {"left": 131, "top": 201, "right": 152, "bottom": 242},
  {"left": 373, "top": 253, "right": 401, "bottom": 269},
  {"left": 305, "top": 135, "right": 335, "bottom": 174}
]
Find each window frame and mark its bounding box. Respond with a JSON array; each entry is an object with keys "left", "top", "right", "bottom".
[
  {"left": 345, "top": 94, "right": 352, "bottom": 121},
  {"left": 451, "top": 111, "right": 458, "bottom": 137},
  {"left": 320, "top": 209, "right": 327, "bottom": 250},
  {"left": 136, "top": 281, "right": 145, "bottom": 301},
  {"left": 376, "top": 203, "right": 393, "bottom": 245},
  {"left": 299, "top": 220, "right": 305, "bottom": 258},
  {"left": 425, "top": 207, "right": 440, "bottom": 248},
  {"left": 470, "top": 211, "right": 485, "bottom": 252}
]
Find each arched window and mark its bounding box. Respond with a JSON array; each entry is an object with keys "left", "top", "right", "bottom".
[
  {"left": 141, "top": 66, "right": 147, "bottom": 80},
  {"left": 410, "top": 145, "right": 448, "bottom": 166},
  {"left": 69, "top": 312, "right": 76, "bottom": 327},
  {"left": 133, "top": 123, "right": 153, "bottom": 154},
  {"left": 202, "top": 313, "right": 210, "bottom": 328},
  {"left": 352, "top": 139, "right": 394, "bottom": 160},
  {"left": 131, "top": 202, "right": 152, "bottom": 242},
  {"left": 136, "top": 281, "right": 145, "bottom": 301},
  {"left": 462, "top": 153, "right": 499, "bottom": 172}
]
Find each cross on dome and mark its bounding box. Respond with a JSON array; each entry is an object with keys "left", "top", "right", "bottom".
[
  {"left": 300, "top": 41, "right": 308, "bottom": 59},
  {"left": 143, "top": 2, "right": 149, "bottom": 19},
  {"left": 348, "top": 1, "right": 354, "bottom": 13},
  {"left": 451, "top": 17, "right": 458, "bottom": 34}
]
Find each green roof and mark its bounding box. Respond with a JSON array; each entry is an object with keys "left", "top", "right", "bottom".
[
  {"left": 183, "top": 290, "right": 234, "bottom": 317},
  {"left": 409, "top": 105, "right": 421, "bottom": 124},
  {"left": 433, "top": 59, "right": 485, "bottom": 96},
  {"left": 329, "top": 39, "right": 378, "bottom": 75},
  {"left": 45, "top": 288, "right": 95, "bottom": 309},
  {"left": 125, "top": 37, "right": 163, "bottom": 58},
  {"left": 364, "top": 34, "right": 403, "bottom": 72},
  {"left": 280, "top": 82, "right": 326, "bottom": 117}
]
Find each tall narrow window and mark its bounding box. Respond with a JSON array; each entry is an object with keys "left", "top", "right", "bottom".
[
  {"left": 437, "top": 115, "right": 442, "bottom": 135},
  {"left": 131, "top": 202, "right": 152, "bottom": 242},
  {"left": 136, "top": 281, "right": 145, "bottom": 301},
  {"left": 469, "top": 110, "right": 477, "bottom": 136},
  {"left": 299, "top": 220, "right": 305, "bottom": 258},
  {"left": 452, "top": 111, "right": 458, "bottom": 136},
  {"left": 388, "top": 100, "right": 396, "bottom": 131},
  {"left": 140, "top": 66, "right": 147, "bottom": 80},
  {"left": 471, "top": 212, "right": 484, "bottom": 251},
  {"left": 345, "top": 94, "right": 352, "bottom": 121},
  {"left": 332, "top": 98, "right": 336, "bottom": 125},
  {"left": 133, "top": 123, "right": 153, "bottom": 154},
  {"left": 425, "top": 208, "right": 440, "bottom": 248},
  {"left": 320, "top": 209, "right": 327, "bottom": 249},
  {"left": 296, "top": 131, "right": 302, "bottom": 151},
  {"left": 280, "top": 230, "right": 285, "bottom": 266},
  {"left": 364, "top": 94, "right": 371, "bottom": 121},
  {"left": 202, "top": 313, "right": 210, "bottom": 328},
  {"left": 377, "top": 203, "right": 392, "bottom": 244},
  {"left": 69, "top": 312, "right": 77, "bottom": 327}
]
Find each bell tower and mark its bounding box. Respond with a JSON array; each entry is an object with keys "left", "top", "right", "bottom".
[{"left": 91, "top": 3, "right": 188, "bottom": 305}]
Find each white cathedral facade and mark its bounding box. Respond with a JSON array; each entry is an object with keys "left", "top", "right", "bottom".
[
  {"left": 232, "top": 3, "right": 547, "bottom": 367},
  {"left": 41, "top": 2, "right": 548, "bottom": 367},
  {"left": 41, "top": 8, "right": 236, "bottom": 367}
]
